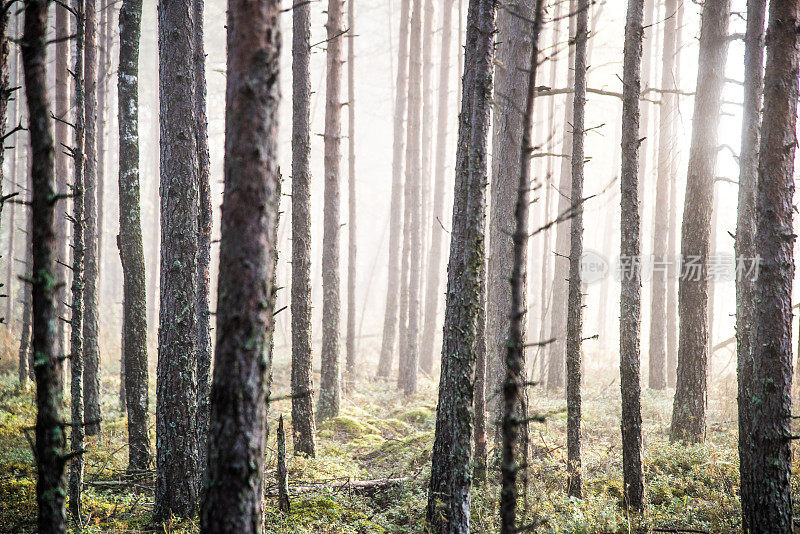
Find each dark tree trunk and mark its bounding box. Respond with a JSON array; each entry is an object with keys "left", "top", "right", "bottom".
[
  {"left": 276, "top": 415, "right": 290, "bottom": 513},
  {"left": 647, "top": 0, "right": 678, "bottom": 391},
  {"left": 68, "top": 1, "right": 86, "bottom": 520},
  {"left": 500, "top": 1, "right": 543, "bottom": 531},
  {"left": 23, "top": 0, "right": 67, "bottom": 530},
  {"left": 619, "top": 0, "right": 645, "bottom": 511},
  {"left": 291, "top": 0, "right": 316, "bottom": 457},
  {"left": 155, "top": 0, "right": 199, "bottom": 521},
  {"left": 317, "top": 0, "right": 344, "bottom": 422},
  {"left": 117, "top": 0, "right": 150, "bottom": 474},
  {"left": 565, "top": 0, "right": 588, "bottom": 500},
  {"left": 193, "top": 0, "right": 212, "bottom": 485},
  {"left": 376, "top": 0, "right": 409, "bottom": 378},
  {"left": 735, "top": 0, "right": 765, "bottom": 529},
  {"left": 669, "top": 0, "right": 730, "bottom": 443},
  {"left": 472, "top": 266, "right": 487, "bottom": 483},
  {"left": 419, "top": 0, "right": 454, "bottom": 374},
  {"left": 345, "top": 0, "right": 357, "bottom": 394},
  {"left": 747, "top": 1, "right": 799, "bottom": 529},
  {"left": 425, "top": 0, "right": 495, "bottom": 530},
  {"left": 83, "top": 0, "right": 101, "bottom": 437},
  {"left": 199, "top": 1, "right": 281, "bottom": 530}
]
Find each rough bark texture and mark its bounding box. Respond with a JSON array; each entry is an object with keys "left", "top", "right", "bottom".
[
  {"left": 425, "top": 0, "right": 494, "bottom": 530},
  {"left": 199, "top": 1, "right": 281, "bottom": 530},
  {"left": 669, "top": 0, "right": 729, "bottom": 443},
  {"left": 117, "top": 0, "right": 150, "bottom": 473},
  {"left": 276, "top": 415, "right": 290, "bottom": 513},
  {"left": 155, "top": 0, "right": 199, "bottom": 521},
  {"left": 472, "top": 268, "right": 487, "bottom": 483},
  {"left": 488, "top": 0, "right": 532, "bottom": 433},
  {"left": 735, "top": 0, "right": 765, "bottom": 528},
  {"left": 747, "top": 1, "right": 799, "bottom": 529},
  {"left": 68, "top": 1, "right": 86, "bottom": 519},
  {"left": 318, "top": 0, "right": 344, "bottom": 422},
  {"left": 345, "top": 0, "right": 357, "bottom": 394},
  {"left": 83, "top": 0, "right": 101, "bottom": 437},
  {"left": 376, "top": 0, "right": 409, "bottom": 378},
  {"left": 193, "top": 0, "right": 212, "bottom": 485},
  {"left": 291, "top": 0, "right": 316, "bottom": 457},
  {"left": 399, "top": 0, "right": 422, "bottom": 396},
  {"left": 619, "top": 0, "right": 645, "bottom": 511},
  {"left": 647, "top": 0, "right": 677, "bottom": 391},
  {"left": 419, "top": 0, "right": 454, "bottom": 374},
  {"left": 23, "top": 1, "right": 67, "bottom": 530},
  {"left": 500, "top": 1, "right": 543, "bottom": 530},
  {"left": 565, "top": 0, "right": 587, "bottom": 499}
]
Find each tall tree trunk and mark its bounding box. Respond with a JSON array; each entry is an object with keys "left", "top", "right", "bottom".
[
  {"left": 647, "top": 0, "right": 678, "bottom": 391},
  {"left": 376, "top": 0, "right": 409, "bottom": 378},
  {"left": 117, "top": 0, "right": 150, "bottom": 474},
  {"left": 747, "top": 1, "right": 799, "bottom": 529},
  {"left": 619, "top": 0, "right": 645, "bottom": 511},
  {"left": 317, "top": 0, "right": 344, "bottom": 422},
  {"left": 291, "top": 0, "right": 316, "bottom": 458},
  {"left": 565, "top": 0, "right": 588, "bottom": 499},
  {"left": 472, "top": 265, "right": 487, "bottom": 483},
  {"left": 155, "top": 0, "right": 199, "bottom": 521},
  {"left": 193, "top": 0, "right": 212, "bottom": 486},
  {"left": 345, "top": 0, "right": 357, "bottom": 394},
  {"left": 200, "top": 1, "right": 281, "bottom": 530},
  {"left": 23, "top": 0, "right": 67, "bottom": 530},
  {"left": 96, "top": 0, "right": 107, "bottom": 295},
  {"left": 399, "top": 0, "right": 422, "bottom": 396},
  {"left": 500, "top": 1, "right": 543, "bottom": 530},
  {"left": 83, "top": 0, "right": 101, "bottom": 437},
  {"left": 4, "top": 10, "right": 17, "bottom": 327},
  {"left": 425, "top": 0, "right": 495, "bottom": 529},
  {"left": 669, "top": 0, "right": 730, "bottom": 443},
  {"left": 68, "top": 0, "right": 86, "bottom": 519},
  {"left": 19, "top": 138, "right": 33, "bottom": 385},
  {"left": 636, "top": 0, "right": 653, "bottom": 232},
  {"left": 735, "top": 0, "right": 765, "bottom": 529},
  {"left": 419, "top": 0, "right": 454, "bottom": 374},
  {"left": 488, "top": 0, "right": 532, "bottom": 438}
]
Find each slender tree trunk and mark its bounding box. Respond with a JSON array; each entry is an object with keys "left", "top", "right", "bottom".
[
  {"left": 23, "top": 1, "right": 67, "bottom": 529},
  {"left": 193, "top": 0, "right": 212, "bottom": 486},
  {"left": 747, "top": 1, "right": 799, "bottom": 529},
  {"left": 68, "top": 1, "right": 85, "bottom": 519},
  {"left": 96, "top": 0, "right": 107, "bottom": 294},
  {"left": 425, "top": 0, "right": 495, "bottom": 529},
  {"left": 155, "top": 0, "right": 199, "bottom": 521},
  {"left": 647, "top": 0, "right": 677, "bottom": 391},
  {"left": 472, "top": 265, "right": 487, "bottom": 483},
  {"left": 117, "top": 0, "right": 150, "bottom": 474},
  {"left": 376, "top": 0, "right": 410, "bottom": 378},
  {"left": 636, "top": 0, "right": 653, "bottom": 231},
  {"left": 619, "top": 0, "right": 645, "bottom": 511},
  {"left": 565, "top": 0, "right": 588, "bottom": 499},
  {"left": 4, "top": 11, "right": 17, "bottom": 327},
  {"left": 19, "top": 143, "right": 33, "bottom": 386},
  {"left": 83, "top": 0, "right": 101, "bottom": 437},
  {"left": 500, "top": 1, "right": 543, "bottom": 530},
  {"left": 419, "top": 0, "right": 454, "bottom": 374},
  {"left": 669, "top": 0, "right": 730, "bottom": 443},
  {"left": 488, "top": 0, "right": 532, "bottom": 438},
  {"left": 345, "top": 0, "right": 357, "bottom": 395},
  {"left": 200, "top": 2, "right": 280, "bottom": 530},
  {"left": 318, "top": 0, "right": 344, "bottom": 422},
  {"left": 419, "top": 0, "right": 432, "bottom": 314},
  {"left": 735, "top": 0, "right": 765, "bottom": 529},
  {"left": 291, "top": 0, "right": 316, "bottom": 458}
]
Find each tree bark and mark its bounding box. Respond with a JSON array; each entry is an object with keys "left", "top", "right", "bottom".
[
  {"left": 425, "top": 0, "right": 495, "bottom": 530},
  {"left": 735, "top": 0, "right": 765, "bottom": 529},
  {"left": 199, "top": 1, "right": 281, "bottom": 530},
  {"left": 376, "top": 0, "right": 410, "bottom": 378},
  {"left": 419, "top": 0, "right": 455, "bottom": 374},
  {"left": 291, "top": 0, "right": 316, "bottom": 458},
  {"left": 345, "top": 0, "right": 357, "bottom": 395},
  {"left": 619, "top": 0, "right": 645, "bottom": 511},
  {"left": 23, "top": 0, "right": 67, "bottom": 529},
  {"left": 669, "top": 0, "right": 730, "bottom": 443},
  {"left": 472, "top": 265, "right": 487, "bottom": 483},
  {"left": 318, "top": 0, "right": 344, "bottom": 422},
  {"left": 117, "top": 0, "right": 150, "bottom": 474},
  {"left": 83, "top": 0, "right": 101, "bottom": 437},
  {"left": 4, "top": 10, "right": 17, "bottom": 328},
  {"left": 747, "top": 1, "right": 799, "bottom": 530},
  {"left": 155, "top": 0, "right": 199, "bottom": 521}
]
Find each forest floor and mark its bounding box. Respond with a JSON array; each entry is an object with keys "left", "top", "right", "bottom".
[{"left": 0, "top": 334, "right": 794, "bottom": 533}]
